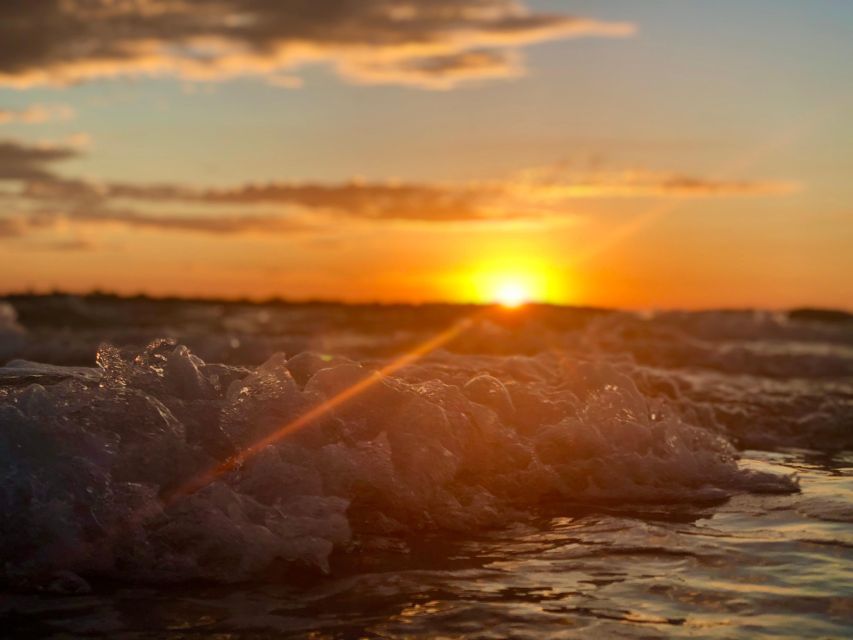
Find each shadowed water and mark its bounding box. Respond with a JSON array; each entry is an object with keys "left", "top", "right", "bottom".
[{"left": 3, "top": 451, "right": 850, "bottom": 638}]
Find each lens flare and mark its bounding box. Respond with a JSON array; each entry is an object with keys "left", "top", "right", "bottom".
[{"left": 158, "top": 313, "right": 479, "bottom": 506}]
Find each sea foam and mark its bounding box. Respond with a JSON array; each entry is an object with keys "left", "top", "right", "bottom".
[{"left": 0, "top": 338, "right": 797, "bottom": 587}]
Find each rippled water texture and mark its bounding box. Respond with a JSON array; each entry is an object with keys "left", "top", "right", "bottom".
[{"left": 0, "top": 297, "right": 851, "bottom": 638}]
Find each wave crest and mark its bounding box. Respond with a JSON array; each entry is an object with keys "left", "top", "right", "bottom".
[{"left": 0, "top": 339, "right": 797, "bottom": 586}]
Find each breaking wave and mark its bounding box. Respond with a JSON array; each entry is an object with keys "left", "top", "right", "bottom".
[{"left": 0, "top": 334, "right": 799, "bottom": 588}]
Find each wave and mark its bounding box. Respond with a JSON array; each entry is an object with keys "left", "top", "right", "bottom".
[{"left": 0, "top": 338, "right": 798, "bottom": 588}]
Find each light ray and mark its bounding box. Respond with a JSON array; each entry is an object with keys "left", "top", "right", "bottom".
[
  {"left": 159, "top": 313, "right": 479, "bottom": 506},
  {"left": 573, "top": 107, "right": 833, "bottom": 266}
]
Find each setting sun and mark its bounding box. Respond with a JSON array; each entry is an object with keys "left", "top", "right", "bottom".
[
  {"left": 495, "top": 281, "right": 530, "bottom": 308},
  {"left": 460, "top": 255, "right": 570, "bottom": 307}
]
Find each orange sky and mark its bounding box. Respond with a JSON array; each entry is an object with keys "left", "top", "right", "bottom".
[{"left": 0, "top": 1, "right": 851, "bottom": 309}]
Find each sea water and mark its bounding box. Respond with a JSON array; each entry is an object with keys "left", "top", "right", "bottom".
[{"left": 0, "top": 297, "right": 850, "bottom": 638}]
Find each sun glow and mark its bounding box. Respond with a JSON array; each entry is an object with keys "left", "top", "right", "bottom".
[
  {"left": 461, "top": 257, "right": 569, "bottom": 307},
  {"left": 494, "top": 280, "right": 530, "bottom": 308}
]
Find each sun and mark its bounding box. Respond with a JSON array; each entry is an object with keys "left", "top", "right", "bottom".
[
  {"left": 460, "top": 256, "right": 571, "bottom": 307},
  {"left": 494, "top": 280, "right": 530, "bottom": 309}
]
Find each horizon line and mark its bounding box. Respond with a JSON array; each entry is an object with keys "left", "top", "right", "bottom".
[{"left": 1, "top": 289, "right": 851, "bottom": 317}]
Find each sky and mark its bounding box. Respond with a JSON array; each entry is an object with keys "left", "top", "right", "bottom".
[{"left": 0, "top": 0, "right": 851, "bottom": 309}]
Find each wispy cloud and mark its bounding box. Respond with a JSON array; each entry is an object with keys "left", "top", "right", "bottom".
[
  {"left": 0, "top": 104, "right": 74, "bottom": 125},
  {"left": 64, "top": 205, "right": 314, "bottom": 235},
  {"left": 0, "top": 1, "right": 634, "bottom": 89},
  {"left": 337, "top": 49, "right": 524, "bottom": 89},
  {"left": 19, "top": 170, "right": 800, "bottom": 223},
  {"left": 0, "top": 139, "right": 80, "bottom": 180},
  {"left": 3, "top": 205, "right": 313, "bottom": 239},
  {"left": 24, "top": 178, "right": 493, "bottom": 221},
  {"left": 0, "top": 139, "right": 800, "bottom": 247},
  {"left": 502, "top": 166, "right": 800, "bottom": 200},
  {"left": 30, "top": 237, "right": 99, "bottom": 252}
]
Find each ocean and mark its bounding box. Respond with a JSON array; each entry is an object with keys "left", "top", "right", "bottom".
[{"left": 1, "top": 295, "right": 850, "bottom": 638}]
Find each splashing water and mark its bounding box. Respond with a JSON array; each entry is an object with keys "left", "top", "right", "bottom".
[{"left": 0, "top": 298, "right": 850, "bottom": 638}]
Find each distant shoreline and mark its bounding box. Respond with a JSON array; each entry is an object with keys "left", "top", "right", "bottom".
[{"left": 2, "top": 291, "right": 851, "bottom": 321}]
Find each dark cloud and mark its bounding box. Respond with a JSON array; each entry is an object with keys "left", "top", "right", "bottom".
[
  {"left": 0, "top": 140, "right": 79, "bottom": 180},
  {"left": 1, "top": 204, "right": 312, "bottom": 238},
  {"left": 22, "top": 177, "right": 492, "bottom": 221},
  {"left": 66, "top": 205, "right": 313, "bottom": 235},
  {"left": 341, "top": 49, "right": 522, "bottom": 88},
  {"left": 0, "top": 146, "right": 798, "bottom": 246},
  {"left": 169, "top": 182, "right": 490, "bottom": 221},
  {"left": 0, "top": 1, "right": 634, "bottom": 88},
  {"left": 21, "top": 169, "right": 800, "bottom": 225}
]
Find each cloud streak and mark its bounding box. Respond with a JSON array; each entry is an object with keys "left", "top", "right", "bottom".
[
  {"left": 503, "top": 167, "right": 800, "bottom": 200},
  {"left": 65, "top": 205, "right": 313, "bottom": 235},
  {"left": 2, "top": 206, "right": 313, "bottom": 239},
  {"left": 0, "top": 1, "right": 634, "bottom": 89},
  {"left": 21, "top": 172, "right": 801, "bottom": 223},
  {"left": 0, "top": 139, "right": 799, "bottom": 247},
  {"left": 0, "top": 104, "right": 74, "bottom": 125},
  {"left": 0, "top": 139, "right": 80, "bottom": 180}
]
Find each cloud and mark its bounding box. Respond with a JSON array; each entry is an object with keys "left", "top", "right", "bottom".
[
  {"left": 338, "top": 49, "right": 523, "bottom": 89},
  {"left": 65, "top": 205, "right": 313, "bottom": 235},
  {"left": 165, "top": 181, "right": 492, "bottom": 221},
  {"left": 29, "top": 162, "right": 800, "bottom": 209},
  {"left": 0, "top": 141, "right": 799, "bottom": 245},
  {"left": 0, "top": 1, "right": 635, "bottom": 89},
  {"left": 20, "top": 177, "right": 492, "bottom": 221},
  {"left": 503, "top": 167, "right": 801, "bottom": 200},
  {"left": 0, "top": 139, "right": 80, "bottom": 180},
  {"left": 15, "top": 167, "right": 799, "bottom": 234},
  {"left": 0, "top": 209, "right": 57, "bottom": 238},
  {"left": 32, "top": 237, "right": 98, "bottom": 252},
  {"left": 0, "top": 212, "right": 96, "bottom": 250},
  {"left": 1, "top": 205, "right": 313, "bottom": 239},
  {"left": 0, "top": 104, "right": 75, "bottom": 125},
  {"left": 0, "top": 216, "right": 26, "bottom": 238}
]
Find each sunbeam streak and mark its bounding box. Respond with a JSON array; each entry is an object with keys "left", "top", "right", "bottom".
[
  {"left": 572, "top": 106, "right": 833, "bottom": 267},
  {"left": 159, "top": 313, "right": 480, "bottom": 506}
]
